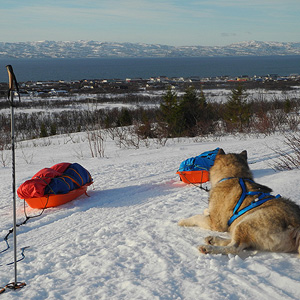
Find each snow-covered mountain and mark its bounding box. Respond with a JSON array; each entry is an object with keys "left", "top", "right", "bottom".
[{"left": 0, "top": 40, "right": 300, "bottom": 58}]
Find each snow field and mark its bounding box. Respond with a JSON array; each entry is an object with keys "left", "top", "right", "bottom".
[{"left": 0, "top": 133, "right": 300, "bottom": 299}]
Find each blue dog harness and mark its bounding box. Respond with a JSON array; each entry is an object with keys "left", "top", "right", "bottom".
[{"left": 218, "top": 177, "right": 281, "bottom": 226}]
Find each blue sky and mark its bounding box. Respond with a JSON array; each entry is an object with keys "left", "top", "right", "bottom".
[{"left": 1, "top": 0, "right": 299, "bottom": 46}]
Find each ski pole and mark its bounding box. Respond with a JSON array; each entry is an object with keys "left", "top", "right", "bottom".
[{"left": 6, "top": 65, "right": 26, "bottom": 290}]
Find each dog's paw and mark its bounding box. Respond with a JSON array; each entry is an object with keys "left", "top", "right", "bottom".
[
  {"left": 204, "top": 236, "right": 215, "bottom": 245},
  {"left": 178, "top": 219, "right": 187, "bottom": 226},
  {"left": 203, "top": 208, "right": 210, "bottom": 216},
  {"left": 198, "top": 245, "right": 213, "bottom": 254}
]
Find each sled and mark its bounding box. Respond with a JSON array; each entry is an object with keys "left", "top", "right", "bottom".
[
  {"left": 177, "top": 148, "right": 219, "bottom": 184},
  {"left": 18, "top": 162, "right": 93, "bottom": 209},
  {"left": 24, "top": 183, "right": 90, "bottom": 209},
  {"left": 176, "top": 170, "right": 209, "bottom": 184}
]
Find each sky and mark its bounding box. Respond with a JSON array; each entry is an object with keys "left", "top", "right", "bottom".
[{"left": 1, "top": 0, "right": 300, "bottom": 46}]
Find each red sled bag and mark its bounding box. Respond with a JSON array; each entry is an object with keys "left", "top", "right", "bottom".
[
  {"left": 17, "top": 163, "right": 71, "bottom": 199},
  {"left": 17, "top": 163, "right": 93, "bottom": 209}
]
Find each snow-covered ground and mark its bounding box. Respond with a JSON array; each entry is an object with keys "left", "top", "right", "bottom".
[
  {"left": 2, "top": 86, "right": 300, "bottom": 109},
  {"left": 1, "top": 132, "right": 300, "bottom": 299}
]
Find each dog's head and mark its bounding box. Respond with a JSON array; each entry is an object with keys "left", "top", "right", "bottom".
[{"left": 209, "top": 149, "right": 253, "bottom": 186}]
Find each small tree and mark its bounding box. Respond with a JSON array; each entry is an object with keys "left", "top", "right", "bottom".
[
  {"left": 117, "top": 108, "right": 133, "bottom": 127},
  {"left": 179, "top": 87, "right": 199, "bottom": 134},
  {"left": 177, "top": 86, "right": 213, "bottom": 136},
  {"left": 284, "top": 98, "right": 292, "bottom": 113},
  {"left": 160, "top": 87, "right": 181, "bottom": 137},
  {"left": 50, "top": 123, "right": 57, "bottom": 136},
  {"left": 224, "top": 85, "right": 251, "bottom": 132},
  {"left": 40, "top": 122, "right": 48, "bottom": 138},
  {"left": 196, "top": 87, "right": 215, "bottom": 135}
]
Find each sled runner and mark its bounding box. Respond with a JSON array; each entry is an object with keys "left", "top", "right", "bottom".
[
  {"left": 176, "top": 148, "right": 219, "bottom": 184},
  {"left": 17, "top": 162, "right": 93, "bottom": 208}
]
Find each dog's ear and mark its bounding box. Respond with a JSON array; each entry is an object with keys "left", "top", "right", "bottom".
[
  {"left": 217, "top": 148, "right": 225, "bottom": 155},
  {"left": 240, "top": 150, "right": 247, "bottom": 160}
]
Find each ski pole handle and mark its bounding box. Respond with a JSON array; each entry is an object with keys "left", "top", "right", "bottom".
[
  {"left": 6, "top": 65, "right": 20, "bottom": 102},
  {"left": 6, "top": 65, "right": 15, "bottom": 91}
]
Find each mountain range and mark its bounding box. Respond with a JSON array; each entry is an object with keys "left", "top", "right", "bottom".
[{"left": 1, "top": 40, "right": 300, "bottom": 59}]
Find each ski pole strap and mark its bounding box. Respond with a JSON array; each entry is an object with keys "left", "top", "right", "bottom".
[
  {"left": 6, "top": 247, "right": 30, "bottom": 266},
  {"left": 0, "top": 246, "right": 30, "bottom": 267},
  {"left": 1, "top": 233, "right": 11, "bottom": 253}
]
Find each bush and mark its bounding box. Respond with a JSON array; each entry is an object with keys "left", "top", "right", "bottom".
[{"left": 272, "top": 133, "right": 300, "bottom": 170}]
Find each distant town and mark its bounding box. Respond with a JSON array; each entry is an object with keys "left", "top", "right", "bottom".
[{"left": 0, "top": 72, "right": 299, "bottom": 99}]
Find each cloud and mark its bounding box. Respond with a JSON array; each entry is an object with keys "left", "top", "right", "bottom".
[{"left": 2, "top": 0, "right": 214, "bottom": 24}]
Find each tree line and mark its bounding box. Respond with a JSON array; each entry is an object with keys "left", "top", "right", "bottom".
[
  {"left": 158, "top": 85, "right": 298, "bottom": 137},
  {"left": 0, "top": 85, "right": 299, "bottom": 149}
]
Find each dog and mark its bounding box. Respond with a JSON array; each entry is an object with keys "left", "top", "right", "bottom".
[{"left": 178, "top": 148, "right": 300, "bottom": 256}]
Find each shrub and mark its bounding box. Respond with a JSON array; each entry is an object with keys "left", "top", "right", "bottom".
[{"left": 272, "top": 133, "right": 300, "bottom": 170}]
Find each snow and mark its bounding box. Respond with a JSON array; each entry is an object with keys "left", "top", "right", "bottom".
[{"left": 1, "top": 132, "right": 300, "bottom": 299}]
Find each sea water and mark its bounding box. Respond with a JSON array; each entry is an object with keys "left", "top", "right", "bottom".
[{"left": 0, "top": 56, "right": 299, "bottom": 82}]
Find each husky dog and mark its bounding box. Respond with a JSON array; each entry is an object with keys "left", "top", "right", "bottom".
[{"left": 178, "top": 149, "right": 300, "bottom": 256}]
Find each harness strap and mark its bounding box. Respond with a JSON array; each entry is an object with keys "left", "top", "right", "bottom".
[
  {"left": 218, "top": 177, "right": 239, "bottom": 183},
  {"left": 228, "top": 194, "right": 280, "bottom": 226},
  {"left": 232, "top": 178, "right": 249, "bottom": 215},
  {"left": 219, "top": 177, "right": 281, "bottom": 226}
]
